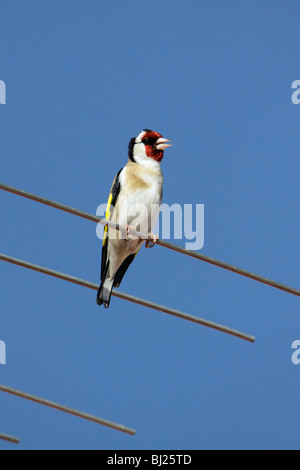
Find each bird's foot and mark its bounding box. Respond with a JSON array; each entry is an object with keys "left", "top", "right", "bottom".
[{"left": 145, "top": 232, "right": 159, "bottom": 248}]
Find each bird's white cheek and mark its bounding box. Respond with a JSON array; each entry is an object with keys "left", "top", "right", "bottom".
[{"left": 133, "top": 143, "right": 147, "bottom": 162}]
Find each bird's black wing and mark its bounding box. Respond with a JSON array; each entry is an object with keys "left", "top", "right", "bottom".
[
  {"left": 101, "top": 168, "right": 123, "bottom": 281},
  {"left": 113, "top": 253, "right": 136, "bottom": 287}
]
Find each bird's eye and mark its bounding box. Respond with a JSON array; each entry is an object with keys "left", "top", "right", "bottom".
[{"left": 142, "top": 137, "right": 155, "bottom": 146}]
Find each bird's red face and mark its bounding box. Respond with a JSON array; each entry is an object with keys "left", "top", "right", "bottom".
[
  {"left": 128, "top": 129, "right": 172, "bottom": 165},
  {"left": 141, "top": 130, "right": 172, "bottom": 162}
]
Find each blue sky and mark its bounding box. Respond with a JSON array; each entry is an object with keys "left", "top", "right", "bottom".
[{"left": 0, "top": 0, "right": 299, "bottom": 450}]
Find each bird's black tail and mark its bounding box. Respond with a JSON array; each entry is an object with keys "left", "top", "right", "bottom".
[{"left": 96, "top": 276, "right": 114, "bottom": 308}]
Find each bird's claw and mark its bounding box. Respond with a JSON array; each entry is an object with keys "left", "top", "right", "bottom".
[
  {"left": 126, "top": 224, "right": 135, "bottom": 240},
  {"left": 145, "top": 232, "right": 159, "bottom": 248}
]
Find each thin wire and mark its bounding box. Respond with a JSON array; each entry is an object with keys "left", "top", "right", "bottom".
[
  {"left": 0, "top": 253, "right": 255, "bottom": 343},
  {"left": 0, "top": 384, "right": 136, "bottom": 435},
  {"left": 1, "top": 182, "right": 299, "bottom": 297},
  {"left": 0, "top": 432, "right": 20, "bottom": 444}
]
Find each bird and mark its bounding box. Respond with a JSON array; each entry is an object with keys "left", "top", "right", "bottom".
[{"left": 96, "top": 129, "right": 172, "bottom": 308}]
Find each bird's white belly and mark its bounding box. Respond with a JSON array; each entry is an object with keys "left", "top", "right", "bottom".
[
  {"left": 107, "top": 165, "right": 163, "bottom": 278},
  {"left": 123, "top": 187, "right": 160, "bottom": 231}
]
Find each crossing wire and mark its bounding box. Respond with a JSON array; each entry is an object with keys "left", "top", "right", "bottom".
[
  {"left": 0, "top": 182, "right": 299, "bottom": 298},
  {"left": 0, "top": 432, "right": 20, "bottom": 444},
  {"left": 0, "top": 384, "right": 136, "bottom": 435},
  {"left": 0, "top": 253, "right": 255, "bottom": 343}
]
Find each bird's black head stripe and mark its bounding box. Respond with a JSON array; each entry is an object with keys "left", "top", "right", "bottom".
[{"left": 128, "top": 137, "right": 136, "bottom": 162}]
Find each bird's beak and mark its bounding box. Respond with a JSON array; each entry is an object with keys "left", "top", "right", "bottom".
[{"left": 155, "top": 137, "right": 172, "bottom": 150}]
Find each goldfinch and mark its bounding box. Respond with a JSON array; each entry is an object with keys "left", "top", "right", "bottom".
[{"left": 96, "top": 129, "right": 172, "bottom": 308}]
